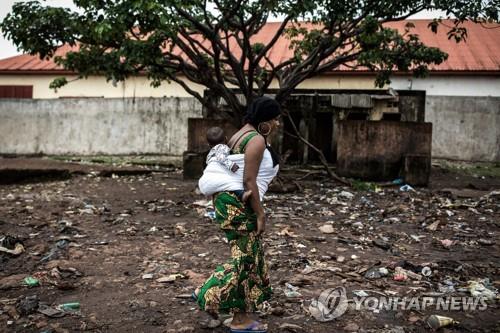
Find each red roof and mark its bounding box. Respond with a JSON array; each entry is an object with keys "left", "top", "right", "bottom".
[
  {"left": 0, "top": 44, "right": 76, "bottom": 74},
  {"left": 383, "top": 20, "right": 500, "bottom": 72},
  {"left": 0, "top": 19, "right": 498, "bottom": 74}
]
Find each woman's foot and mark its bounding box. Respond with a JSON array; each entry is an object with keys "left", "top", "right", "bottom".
[
  {"left": 230, "top": 313, "right": 267, "bottom": 332},
  {"left": 192, "top": 287, "right": 200, "bottom": 301}
]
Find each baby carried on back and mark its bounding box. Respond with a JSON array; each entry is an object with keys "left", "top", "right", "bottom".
[
  {"left": 198, "top": 126, "right": 251, "bottom": 201},
  {"left": 198, "top": 126, "right": 278, "bottom": 201}
]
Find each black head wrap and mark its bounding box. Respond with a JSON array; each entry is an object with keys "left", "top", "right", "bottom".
[
  {"left": 244, "top": 96, "right": 281, "bottom": 127},
  {"left": 244, "top": 96, "right": 281, "bottom": 167}
]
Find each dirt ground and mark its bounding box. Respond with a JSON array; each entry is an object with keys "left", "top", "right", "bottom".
[{"left": 0, "top": 158, "right": 499, "bottom": 333}]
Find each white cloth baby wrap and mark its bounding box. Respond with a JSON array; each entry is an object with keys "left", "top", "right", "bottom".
[{"left": 198, "top": 149, "right": 279, "bottom": 200}]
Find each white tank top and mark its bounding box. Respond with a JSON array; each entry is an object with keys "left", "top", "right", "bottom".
[{"left": 198, "top": 148, "right": 279, "bottom": 200}]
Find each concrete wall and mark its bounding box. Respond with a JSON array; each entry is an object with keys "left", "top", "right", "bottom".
[
  {"left": 337, "top": 120, "right": 432, "bottom": 181},
  {"left": 1, "top": 73, "right": 498, "bottom": 162},
  {"left": 426, "top": 96, "right": 500, "bottom": 162},
  {"left": 391, "top": 75, "right": 500, "bottom": 162},
  {"left": 0, "top": 97, "right": 202, "bottom": 156}
]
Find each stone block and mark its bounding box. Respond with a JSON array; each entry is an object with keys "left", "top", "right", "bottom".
[
  {"left": 183, "top": 151, "right": 206, "bottom": 180},
  {"left": 404, "top": 154, "right": 431, "bottom": 186}
]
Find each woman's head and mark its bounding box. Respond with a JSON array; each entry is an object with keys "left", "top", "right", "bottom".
[{"left": 244, "top": 96, "right": 281, "bottom": 135}]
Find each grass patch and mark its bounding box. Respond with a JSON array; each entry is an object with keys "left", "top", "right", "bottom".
[
  {"left": 351, "top": 179, "right": 378, "bottom": 191},
  {"left": 437, "top": 160, "right": 500, "bottom": 178},
  {"left": 48, "top": 155, "right": 182, "bottom": 168}
]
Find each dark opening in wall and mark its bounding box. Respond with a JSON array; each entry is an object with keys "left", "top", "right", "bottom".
[
  {"left": 382, "top": 113, "right": 402, "bottom": 121},
  {"left": 0, "top": 85, "right": 33, "bottom": 98}
]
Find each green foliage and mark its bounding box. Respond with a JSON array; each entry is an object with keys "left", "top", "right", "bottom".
[
  {"left": 351, "top": 179, "right": 378, "bottom": 192},
  {"left": 1, "top": 0, "right": 497, "bottom": 122},
  {"left": 49, "top": 77, "right": 68, "bottom": 90},
  {"left": 355, "top": 18, "right": 449, "bottom": 87}
]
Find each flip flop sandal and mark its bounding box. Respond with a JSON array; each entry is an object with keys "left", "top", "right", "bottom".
[{"left": 230, "top": 321, "right": 267, "bottom": 333}]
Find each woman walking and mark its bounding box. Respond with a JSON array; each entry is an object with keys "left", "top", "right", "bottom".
[{"left": 195, "top": 96, "right": 281, "bottom": 333}]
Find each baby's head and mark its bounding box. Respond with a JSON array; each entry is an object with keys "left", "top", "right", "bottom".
[{"left": 206, "top": 126, "right": 226, "bottom": 147}]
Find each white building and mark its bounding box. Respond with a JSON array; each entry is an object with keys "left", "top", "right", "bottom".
[{"left": 0, "top": 20, "right": 499, "bottom": 161}]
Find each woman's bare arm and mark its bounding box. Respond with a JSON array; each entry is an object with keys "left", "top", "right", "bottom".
[{"left": 243, "top": 135, "right": 266, "bottom": 234}]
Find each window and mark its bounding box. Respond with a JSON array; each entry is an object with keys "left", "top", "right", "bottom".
[{"left": 0, "top": 85, "right": 33, "bottom": 98}]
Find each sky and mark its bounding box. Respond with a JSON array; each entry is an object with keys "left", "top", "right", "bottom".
[
  {"left": 0, "top": 0, "right": 81, "bottom": 59},
  {"left": 0, "top": 0, "right": 447, "bottom": 60}
]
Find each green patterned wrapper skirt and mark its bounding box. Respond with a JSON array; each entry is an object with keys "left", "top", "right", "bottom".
[{"left": 197, "top": 191, "right": 272, "bottom": 315}]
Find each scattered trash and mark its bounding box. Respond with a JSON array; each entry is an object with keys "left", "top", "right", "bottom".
[
  {"left": 410, "top": 234, "right": 425, "bottom": 242},
  {"left": 426, "top": 221, "right": 440, "bottom": 231},
  {"left": 23, "top": 276, "right": 40, "bottom": 287},
  {"left": 37, "top": 304, "right": 65, "bottom": 318},
  {"left": 468, "top": 279, "right": 498, "bottom": 301},
  {"left": 0, "top": 235, "right": 25, "bottom": 255},
  {"left": 156, "top": 273, "right": 186, "bottom": 283},
  {"left": 319, "top": 224, "right": 335, "bottom": 234},
  {"left": 399, "top": 185, "right": 415, "bottom": 192},
  {"left": 392, "top": 178, "right": 404, "bottom": 185},
  {"left": 364, "top": 267, "right": 388, "bottom": 279},
  {"left": 477, "top": 238, "right": 495, "bottom": 246},
  {"left": 339, "top": 191, "right": 355, "bottom": 200},
  {"left": 277, "top": 227, "right": 298, "bottom": 238},
  {"left": 373, "top": 238, "right": 391, "bottom": 250},
  {"left": 204, "top": 210, "right": 216, "bottom": 220},
  {"left": 192, "top": 199, "right": 212, "bottom": 207},
  {"left": 284, "top": 283, "right": 302, "bottom": 298},
  {"left": 440, "top": 239, "right": 455, "bottom": 248},
  {"left": 16, "top": 295, "right": 39, "bottom": 315},
  {"left": 421, "top": 266, "right": 432, "bottom": 277},
  {"left": 351, "top": 221, "right": 363, "bottom": 228},
  {"left": 393, "top": 267, "right": 422, "bottom": 281},
  {"left": 301, "top": 264, "right": 341, "bottom": 275},
  {"left": 199, "top": 318, "right": 221, "bottom": 329},
  {"left": 175, "top": 224, "right": 187, "bottom": 236},
  {"left": 393, "top": 272, "right": 408, "bottom": 281},
  {"left": 438, "top": 280, "right": 456, "bottom": 294},
  {"left": 40, "top": 239, "right": 70, "bottom": 262},
  {"left": 91, "top": 240, "right": 109, "bottom": 246},
  {"left": 58, "top": 302, "right": 80, "bottom": 311},
  {"left": 50, "top": 266, "right": 83, "bottom": 282},
  {"left": 0, "top": 162, "right": 498, "bottom": 331},
  {"left": 279, "top": 323, "right": 303, "bottom": 332},
  {"left": 426, "top": 315, "right": 458, "bottom": 330}
]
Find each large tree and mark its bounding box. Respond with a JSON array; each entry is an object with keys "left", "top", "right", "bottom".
[
  {"left": 1, "top": 1, "right": 498, "bottom": 180},
  {"left": 2, "top": 0, "right": 498, "bottom": 124}
]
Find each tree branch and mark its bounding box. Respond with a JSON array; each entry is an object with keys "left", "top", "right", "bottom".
[{"left": 283, "top": 121, "right": 350, "bottom": 185}]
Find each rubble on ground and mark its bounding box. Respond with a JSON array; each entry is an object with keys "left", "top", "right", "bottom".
[{"left": 0, "top": 162, "right": 499, "bottom": 332}]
